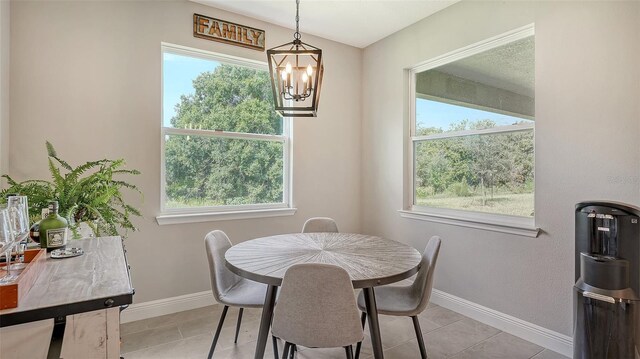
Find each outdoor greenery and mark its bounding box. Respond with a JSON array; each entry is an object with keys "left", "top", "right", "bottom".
[
  {"left": 415, "top": 119, "right": 534, "bottom": 217},
  {"left": 0, "top": 142, "right": 142, "bottom": 238},
  {"left": 164, "top": 59, "right": 532, "bottom": 216},
  {"left": 164, "top": 64, "right": 284, "bottom": 208}
]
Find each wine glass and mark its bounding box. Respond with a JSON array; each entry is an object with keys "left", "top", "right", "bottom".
[
  {"left": 0, "top": 208, "right": 17, "bottom": 283},
  {"left": 7, "top": 196, "right": 29, "bottom": 270},
  {"left": 7, "top": 196, "right": 29, "bottom": 237}
]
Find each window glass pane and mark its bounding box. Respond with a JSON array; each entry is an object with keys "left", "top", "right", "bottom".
[
  {"left": 412, "top": 34, "right": 534, "bottom": 218},
  {"left": 415, "top": 99, "right": 532, "bottom": 136},
  {"left": 414, "top": 129, "right": 534, "bottom": 217},
  {"left": 163, "top": 52, "right": 282, "bottom": 135},
  {"left": 164, "top": 134, "right": 284, "bottom": 208}
]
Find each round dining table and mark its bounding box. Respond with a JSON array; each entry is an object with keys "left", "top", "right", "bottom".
[{"left": 225, "top": 232, "right": 423, "bottom": 359}]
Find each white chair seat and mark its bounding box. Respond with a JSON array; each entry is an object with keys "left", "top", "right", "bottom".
[
  {"left": 356, "top": 284, "right": 421, "bottom": 317},
  {"left": 354, "top": 236, "right": 441, "bottom": 359},
  {"left": 205, "top": 230, "right": 276, "bottom": 358},
  {"left": 219, "top": 278, "right": 268, "bottom": 308},
  {"left": 302, "top": 217, "right": 339, "bottom": 233},
  {"left": 272, "top": 263, "right": 363, "bottom": 358}
]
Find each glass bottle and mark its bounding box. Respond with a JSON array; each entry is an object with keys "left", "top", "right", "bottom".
[
  {"left": 29, "top": 208, "right": 50, "bottom": 244},
  {"left": 39, "top": 201, "right": 68, "bottom": 251}
]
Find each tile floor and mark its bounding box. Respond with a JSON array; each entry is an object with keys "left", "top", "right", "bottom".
[{"left": 120, "top": 303, "right": 568, "bottom": 359}]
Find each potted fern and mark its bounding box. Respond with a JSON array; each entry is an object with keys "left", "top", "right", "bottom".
[{"left": 0, "top": 142, "right": 142, "bottom": 238}]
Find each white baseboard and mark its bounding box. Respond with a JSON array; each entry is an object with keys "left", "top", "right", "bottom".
[
  {"left": 120, "top": 288, "right": 573, "bottom": 357},
  {"left": 430, "top": 289, "right": 572, "bottom": 358},
  {"left": 120, "top": 290, "right": 215, "bottom": 324}
]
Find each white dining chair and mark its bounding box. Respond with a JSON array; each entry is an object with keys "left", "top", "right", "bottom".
[
  {"left": 272, "top": 263, "right": 364, "bottom": 359},
  {"left": 354, "top": 236, "right": 442, "bottom": 359},
  {"left": 301, "top": 217, "right": 339, "bottom": 233},
  {"left": 204, "top": 230, "right": 271, "bottom": 358}
]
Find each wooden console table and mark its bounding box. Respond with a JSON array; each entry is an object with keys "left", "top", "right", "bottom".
[{"left": 0, "top": 236, "right": 134, "bottom": 358}]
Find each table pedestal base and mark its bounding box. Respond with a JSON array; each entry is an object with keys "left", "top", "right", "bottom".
[
  {"left": 254, "top": 284, "right": 278, "bottom": 359},
  {"left": 363, "top": 287, "right": 384, "bottom": 359}
]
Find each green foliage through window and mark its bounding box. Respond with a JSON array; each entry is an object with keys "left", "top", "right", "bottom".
[
  {"left": 163, "top": 50, "right": 286, "bottom": 209},
  {"left": 414, "top": 102, "right": 534, "bottom": 217}
]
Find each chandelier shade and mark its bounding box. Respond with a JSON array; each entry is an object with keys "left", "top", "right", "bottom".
[{"left": 267, "top": 0, "right": 324, "bottom": 117}]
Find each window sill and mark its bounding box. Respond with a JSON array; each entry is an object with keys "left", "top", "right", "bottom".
[
  {"left": 398, "top": 208, "right": 539, "bottom": 238},
  {"left": 156, "top": 207, "right": 297, "bottom": 225}
]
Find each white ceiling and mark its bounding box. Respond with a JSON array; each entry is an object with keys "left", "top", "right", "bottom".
[
  {"left": 191, "top": 0, "right": 459, "bottom": 48},
  {"left": 437, "top": 36, "right": 535, "bottom": 97}
]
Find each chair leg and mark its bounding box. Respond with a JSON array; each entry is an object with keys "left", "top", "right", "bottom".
[
  {"left": 234, "top": 307, "right": 244, "bottom": 343},
  {"left": 411, "top": 315, "right": 427, "bottom": 359},
  {"left": 272, "top": 335, "right": 279, "bottom": 359},
  {"left": 354, "top": 312, "right": 366, "bottom": 359},
  {"left": 207, "top": 305, "right": 229, "bottom": 359},
  {"left": 345, "top": 345, "right": 354, "bottom": 359},
  {"left": 282, "top": 342, "right": 291, "bottom": 359}
]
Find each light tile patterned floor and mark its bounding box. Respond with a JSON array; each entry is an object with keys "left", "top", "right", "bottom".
[{"left": 120, "top": 303, "right": 568, "bottom": 359}]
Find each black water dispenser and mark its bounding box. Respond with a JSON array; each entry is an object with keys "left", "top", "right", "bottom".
[{"left": 574, "top": 201, "right": 640, "bottom": 358}]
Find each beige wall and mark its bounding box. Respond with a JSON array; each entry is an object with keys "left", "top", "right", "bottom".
[
  {"left": 362, "top": 1, "right": 640, "bottom": 335},
  {"left": 8, "top": 0, "right": 640, "bottom": 340},
  {"left": 9, "top": 0, "right": 362, "bottom": 303},
  {"left": 0, "top": 0, "right": 8, "bottom": 180}
]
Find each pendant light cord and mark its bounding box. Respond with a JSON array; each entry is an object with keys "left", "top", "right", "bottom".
[{"left": 294, "top": 0, "right": 301, "bottom": 41}]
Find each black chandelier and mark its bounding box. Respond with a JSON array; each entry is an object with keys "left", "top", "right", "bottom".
[{"left": 267, "top": 0, "right": 324, "bottom": 117}]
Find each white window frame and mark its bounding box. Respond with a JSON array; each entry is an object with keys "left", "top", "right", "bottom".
[
  {"left": 400, "top": 24, "right": 539, "bottom": 237},
  {"left": 157, "top": 43, "right": 295, "bottom": 225}
]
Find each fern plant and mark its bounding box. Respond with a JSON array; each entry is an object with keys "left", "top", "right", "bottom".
[{"left": 0, "top": 142, "right": 142, "bottom": 238}]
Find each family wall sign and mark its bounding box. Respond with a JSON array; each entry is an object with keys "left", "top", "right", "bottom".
[{"left": 193, "top": 13, "right": 266, "bottom": 51}]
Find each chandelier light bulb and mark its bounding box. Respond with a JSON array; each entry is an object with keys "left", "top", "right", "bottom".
[
  {"left": 285, "top": 63, "right": 292, "bottom": 74},
  {"left": 306, "top": 64, "right": 313, "bottom": 76},
  {"left": 281, "top": 71, "right": 287, "bottom": 81},
  {"left": 302, "top": 73, "right": 308, "bottom": 83}
]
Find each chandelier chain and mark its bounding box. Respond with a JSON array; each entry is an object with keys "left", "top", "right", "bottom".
[{"left": 294, "top": 0, "right": 301, "bottom": 40}]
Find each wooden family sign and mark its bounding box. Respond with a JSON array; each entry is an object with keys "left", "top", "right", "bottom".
[{"left": 193, "top": 14, "right": 265, "bottom": 51}]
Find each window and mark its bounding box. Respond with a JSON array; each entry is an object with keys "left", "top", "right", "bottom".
[
  {"left": 405, "top": 27, "right": 536, "bottom": 234},
  {"left": 159, "top": 44, "right": 292, "bottom": 222}
]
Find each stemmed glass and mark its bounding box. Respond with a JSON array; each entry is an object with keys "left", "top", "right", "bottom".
[
  {"left": 0, "top": 208, "right": 17, "bottom": 284},
  {"left": 7, "top": 196, "right": 29, "bottom": 270}
]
